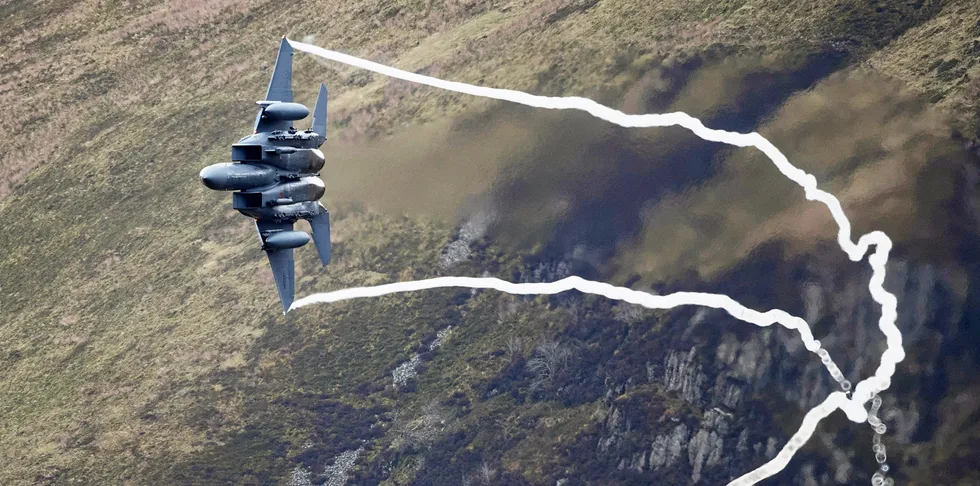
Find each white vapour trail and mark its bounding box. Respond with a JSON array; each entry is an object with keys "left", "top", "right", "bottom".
[
  {"left": 293, "top": 275, "right": 821, "bottom": 343},
  {"left": 287, "top": 40, "right": 904, "bottom": 484}
]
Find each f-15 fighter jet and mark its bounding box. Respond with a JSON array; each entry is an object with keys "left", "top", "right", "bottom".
[{"left": 200, "top": 37, "right": 330, "bottom": 313}]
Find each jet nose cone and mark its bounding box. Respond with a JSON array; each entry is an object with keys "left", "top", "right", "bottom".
[{"left": 200, "top": 165, "right": 226, "bottom": 190}]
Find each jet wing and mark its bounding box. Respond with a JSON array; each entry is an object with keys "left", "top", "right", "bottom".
[
  {"left": 256, "top": 220, "right": 295, "bottom": 313},
  {"left": 254, "top": 37, "right": 295, "bottom": 133},
  {"left": 265, "top": 37, "right": 293, "bottom": 103}
]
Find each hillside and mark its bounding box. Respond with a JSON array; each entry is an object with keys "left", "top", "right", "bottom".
[{"left": 1, "top": 0, "right": 979, "bottom": 484}]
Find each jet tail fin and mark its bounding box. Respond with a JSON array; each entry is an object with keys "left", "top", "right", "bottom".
[
  {"left": 308, "top": 204, "right": 331, "bottom": 266},
  {"left": 311, "top": 83, "right": 328, "bottom": 138}
]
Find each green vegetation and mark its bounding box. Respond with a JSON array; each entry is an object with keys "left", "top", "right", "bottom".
[{"left": 1, "top": 0, "right": 978, "bottom": 484}]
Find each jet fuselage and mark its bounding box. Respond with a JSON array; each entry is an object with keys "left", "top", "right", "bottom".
[{"left": 199, "top": 37, "right": 332, "bottom": 312}]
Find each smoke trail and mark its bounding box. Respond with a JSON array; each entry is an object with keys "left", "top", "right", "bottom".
[{"left": 287, "top": 39, "right": 903, "bottom": 484}]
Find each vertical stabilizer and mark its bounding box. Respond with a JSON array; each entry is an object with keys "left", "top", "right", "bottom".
[
  {"left": 311, "top": 83, "right": 328, "bottom": 138},
  {"left": 308, "top": 203, "right": 331, "bottom": 266},
  {"left": 265, "top": 37, "right": 293, "bottom": 102}
]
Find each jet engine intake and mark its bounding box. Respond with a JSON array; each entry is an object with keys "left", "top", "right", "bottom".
[{"left": 232, "top": 144, "right": 264, "bottom": 162}]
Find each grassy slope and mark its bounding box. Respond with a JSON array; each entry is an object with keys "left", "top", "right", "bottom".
[
  {"left": 868, "top": 0, "right": 980, "bottom": 138},
  {"left": 0, "top": 0, "right": 974, "bottom": 483}
]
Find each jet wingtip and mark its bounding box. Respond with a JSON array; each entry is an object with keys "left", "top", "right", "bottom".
[
  {"left": 277, "top": 287, "right": 295, "bottom": 315},
  {"left": 262, "top": 37, "right": 294, "bottom": 104}
]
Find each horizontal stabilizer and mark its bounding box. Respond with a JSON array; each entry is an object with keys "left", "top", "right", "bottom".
[{"left": 308, "top": 203, "right": 331, "bottom": 266}]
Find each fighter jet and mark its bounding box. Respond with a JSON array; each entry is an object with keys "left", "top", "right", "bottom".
[{"left": 200, "top": 37, "right": 330, "bottom": 313}]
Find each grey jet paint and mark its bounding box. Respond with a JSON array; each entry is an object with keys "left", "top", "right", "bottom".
[{"left": 200, "top": 37, "right": 331, "bottom": 313}]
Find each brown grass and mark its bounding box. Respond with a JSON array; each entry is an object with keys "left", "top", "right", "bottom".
[
  {"left": 0, "top": 0, "right": 975, "bottom": 482},
  {"left": 115, "top": 0, "right": 254, "bottom": 40}
]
